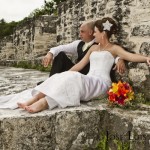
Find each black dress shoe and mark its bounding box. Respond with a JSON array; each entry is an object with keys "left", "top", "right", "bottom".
[{"left": 37, "top": 81, "right": 44, "bottom": 85}]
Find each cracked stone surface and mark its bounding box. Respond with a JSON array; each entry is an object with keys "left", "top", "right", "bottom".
[{"left": 0, "top": 66, "right": 48, "bottom": 96}]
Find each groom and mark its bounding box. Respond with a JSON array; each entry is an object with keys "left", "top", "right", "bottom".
[{"left": 40, "top": 20, "right": 125, "bottom": 83}]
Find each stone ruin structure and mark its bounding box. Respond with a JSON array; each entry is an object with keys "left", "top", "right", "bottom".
[
  {"left": 0, "top": 15, "right": 57, "bottom": 63},
  {"left": 0, "top": 1, "right": 150, "bottom": 149}
]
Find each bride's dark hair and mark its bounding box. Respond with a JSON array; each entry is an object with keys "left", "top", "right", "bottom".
[{"left": 95, "top": 17, "right": 117, "bottom": 39}]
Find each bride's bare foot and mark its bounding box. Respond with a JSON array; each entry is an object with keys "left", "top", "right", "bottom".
[
  {"left": 25, "top": 98, "right": 48, "bottom": 113},
  {"left": 17, "top": 102, "right": 27, "bottom": 109},
  {"left": 17, "top": 94, "right": 43, "bottom": 109}
]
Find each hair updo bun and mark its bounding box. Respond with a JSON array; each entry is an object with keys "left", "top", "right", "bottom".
[{"left": 95, "top": 17, "right": 117, "bottom": 39}]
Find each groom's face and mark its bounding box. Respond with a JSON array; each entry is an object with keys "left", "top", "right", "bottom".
[{"left": 79, "top": 24, "right": 93, "bottom": 42}]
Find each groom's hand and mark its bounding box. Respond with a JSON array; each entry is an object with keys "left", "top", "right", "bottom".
[{"left": 42, "top": 52, "right": 53, "bottom": 67}]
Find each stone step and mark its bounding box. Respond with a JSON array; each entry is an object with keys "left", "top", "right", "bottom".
[{"left": 0, "top": 101, "right": 149, "bottom": 150}]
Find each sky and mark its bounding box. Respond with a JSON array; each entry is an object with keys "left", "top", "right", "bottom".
[{"left": 0, "top": 0, "right": 45, "bottom": 22}]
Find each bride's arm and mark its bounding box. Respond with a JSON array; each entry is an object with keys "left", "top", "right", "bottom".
[
  {"left": 69, "top": 45, "right": 97, "bottom": 71},
  {"left": 114, "top": 45, "right": 150, "bottom": 65}
]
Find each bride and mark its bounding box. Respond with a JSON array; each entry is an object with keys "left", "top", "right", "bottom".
[{"left": 0, "top": 17, "right": 150, "bottom": 113}]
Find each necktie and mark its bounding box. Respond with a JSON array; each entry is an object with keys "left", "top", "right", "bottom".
[{"left": 82, "top": 43, "right": 89, "bottom": 51}]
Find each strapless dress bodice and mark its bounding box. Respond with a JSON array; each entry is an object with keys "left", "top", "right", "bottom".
[{"left": 87, "top": 51, "right": 115, "bottom": 83}]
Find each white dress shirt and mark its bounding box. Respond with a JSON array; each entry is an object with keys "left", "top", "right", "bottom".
[
  {"left": 82, "top": 40, "right": 95, "bottom": 51},
  {"left": 49, "top": 40, "right": 81, "bottom": 58}
]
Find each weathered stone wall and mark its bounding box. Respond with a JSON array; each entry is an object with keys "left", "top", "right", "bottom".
[
  {"left": 57, "top": 0, "right": 150, "bottom": 95},
  {"left": 0, "top": 15, "right": 57, "bottom": 62},
  {"left": 0, "top": 36, "right": 15, "bottom": 60}
]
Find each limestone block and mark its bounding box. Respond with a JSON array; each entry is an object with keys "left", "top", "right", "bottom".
[
  {"left": 128, "top": 68, "right": 147, "bottom": 84},
  {"left": 0, "top": 102, "right": 149, "bottom": 150},
  {"left": 140, "top": 42, "right": 150, "bottom": 56}
]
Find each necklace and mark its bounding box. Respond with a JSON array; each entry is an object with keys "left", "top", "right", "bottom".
[{"left": 99, "top": 43, "right": 110, "bottom": 51}]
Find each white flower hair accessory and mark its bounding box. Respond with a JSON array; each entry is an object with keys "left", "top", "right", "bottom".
[{"left": 102, "top": 20, "right": 113, "bottom": 31}]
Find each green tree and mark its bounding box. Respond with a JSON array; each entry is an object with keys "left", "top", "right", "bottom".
[
  {"left": 0, "top": 19, "right": 18, "bottom": 39},
  {"left": 28, "top": 0, "right": 66, "bottom": 18},
  {"left": 44, "top": 0, "right": 66, "bottom": 14}
]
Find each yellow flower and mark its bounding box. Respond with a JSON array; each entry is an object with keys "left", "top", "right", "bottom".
[
  {"left": 127, "top": 91, "right": 134, "bottom": 101},
  {"left": 111, "top": 83, "right": 118, "bottom": 93}
]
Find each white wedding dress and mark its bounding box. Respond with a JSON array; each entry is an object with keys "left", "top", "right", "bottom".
[{"left": 0, "top": 51, "right": 114, "bottom": 109}]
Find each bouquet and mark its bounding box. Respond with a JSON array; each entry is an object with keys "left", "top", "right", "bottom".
[{"left": 107, "top": 81, "right": 134, "bottom": 106}]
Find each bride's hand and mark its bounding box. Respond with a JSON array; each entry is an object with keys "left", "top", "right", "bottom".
[
  {"left": 146, "top": 57, "right": 150, "bottom": 66},
  {"left": 113, "top": 58, "right": 126, "bottom": 75}
]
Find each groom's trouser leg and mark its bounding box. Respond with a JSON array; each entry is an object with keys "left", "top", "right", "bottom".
[
  {"left": 49, "top": 52, "right": 74, "bottom": 77},
  {"left": 110, "top": 64, "right": 117, "bottom": 82},
  {"left": 37, "top": 52, "right": 74, "bottom": 85}
]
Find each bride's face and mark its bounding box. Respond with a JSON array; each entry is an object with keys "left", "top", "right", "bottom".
[{"left": 93, "top": 27, "right": 103, "bottom": 43}]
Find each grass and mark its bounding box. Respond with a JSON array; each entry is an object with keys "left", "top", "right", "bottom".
[{"left": 12, "top": 61, "right": 51, "bottom": 72}]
